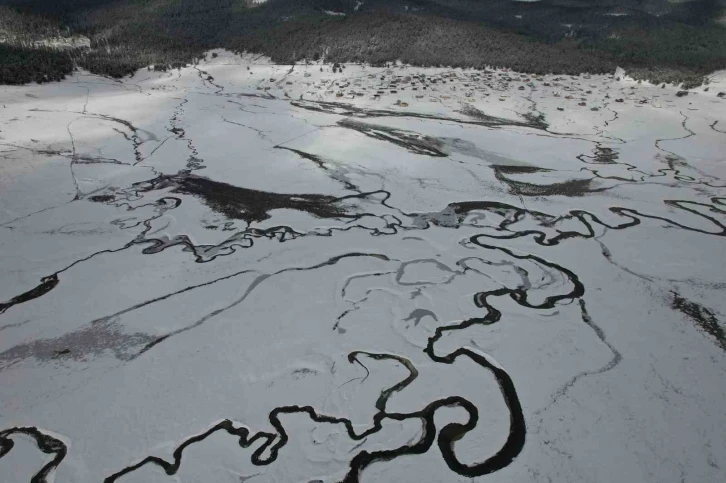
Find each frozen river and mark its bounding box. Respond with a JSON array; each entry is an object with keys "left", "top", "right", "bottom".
[{"left": 1, "top": 52, "right": 725, "bottom": 483}]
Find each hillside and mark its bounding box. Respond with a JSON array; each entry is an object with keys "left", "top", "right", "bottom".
[{"left": 1, "top": 0, "right": 725, "bottom": 85}]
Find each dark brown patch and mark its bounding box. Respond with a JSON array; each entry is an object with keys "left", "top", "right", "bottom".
[{"left": 671, "top": 292, "right": 725, "bottom": 351}]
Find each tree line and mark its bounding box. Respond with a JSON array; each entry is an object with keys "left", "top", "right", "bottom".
[{"left": 0, "top": 0, "right": 723, "bottom": 86}]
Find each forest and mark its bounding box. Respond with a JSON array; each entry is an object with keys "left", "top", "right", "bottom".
[{"left": 0, "top": 0, "right": 724, "bottom": 85}]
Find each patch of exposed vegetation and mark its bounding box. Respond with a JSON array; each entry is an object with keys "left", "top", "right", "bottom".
[{"left": 671, "top": 291, "right": 726, "bottom": 351}]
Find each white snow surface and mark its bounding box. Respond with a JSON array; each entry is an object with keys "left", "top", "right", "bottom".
[{"left": 1, "top": 50, "right": 725, "bottom": 483}]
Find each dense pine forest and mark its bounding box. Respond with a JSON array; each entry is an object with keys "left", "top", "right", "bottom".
[{"left": 1, "top": 0, "right": 725, "bottom": 85}]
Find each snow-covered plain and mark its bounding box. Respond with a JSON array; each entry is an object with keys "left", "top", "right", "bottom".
[{"left": 1, "top": 51, "right": 725, "bottom": 483}]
